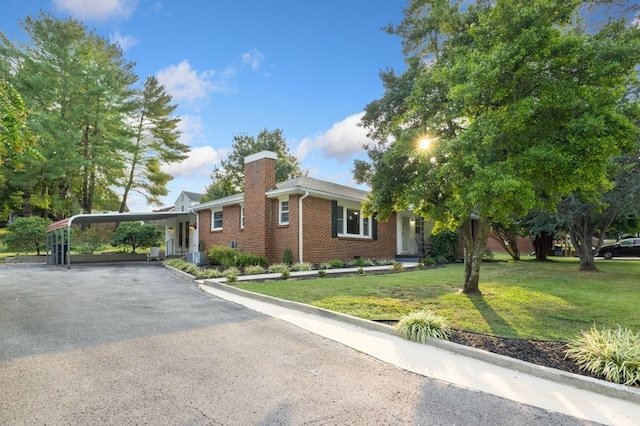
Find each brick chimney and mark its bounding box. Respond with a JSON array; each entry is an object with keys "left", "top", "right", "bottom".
[{"left": 243, "top": 151, "right": 277, "bottom": 260}]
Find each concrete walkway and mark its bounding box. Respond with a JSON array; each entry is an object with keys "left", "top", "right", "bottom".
[{"left": 197, "top": 279, "right": 640, "bottom": 426}]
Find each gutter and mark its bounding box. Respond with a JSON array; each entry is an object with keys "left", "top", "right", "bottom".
[{"left": 298, "top": 191, "right": 310, "bottom": 263}]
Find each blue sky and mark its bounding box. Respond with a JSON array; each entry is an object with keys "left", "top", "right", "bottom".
[{"left": 2, "top": 0, "right": 408, "bottom": 211}]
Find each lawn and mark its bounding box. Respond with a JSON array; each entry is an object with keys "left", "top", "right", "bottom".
[{"left": 236, "top": 258, "right": 640, "bottom": 341}]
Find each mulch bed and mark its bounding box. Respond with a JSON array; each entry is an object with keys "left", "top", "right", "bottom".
[{"left": 376, "top": 320, "right": 603, "bottom": 380}]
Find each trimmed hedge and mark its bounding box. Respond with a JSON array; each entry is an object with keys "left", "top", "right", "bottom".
[{"left": 206, "top": 245, "right": 266, "bottom": 267}]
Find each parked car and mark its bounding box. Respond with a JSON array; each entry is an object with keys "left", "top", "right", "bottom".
[{"left": 597, "top": 238, "right": 640, "bottom": 259}]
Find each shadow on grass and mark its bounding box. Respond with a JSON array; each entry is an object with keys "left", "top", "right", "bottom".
[{"left": 468, "top": 294, "right": 517, "bottom": 337}]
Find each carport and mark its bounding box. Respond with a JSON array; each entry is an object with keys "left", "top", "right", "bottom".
[{"left": 46, "top": 211, "right": 194, "bottom": 268}]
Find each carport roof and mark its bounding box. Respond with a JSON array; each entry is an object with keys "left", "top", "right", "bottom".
[{"left": 46, "top": 211, "right": 194, "bottom": 232}]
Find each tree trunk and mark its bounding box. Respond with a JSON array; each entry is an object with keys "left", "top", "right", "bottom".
[
  {"left": 532, "top": 231, "right": 553, "bottom": 261},
  {"left": 461, "top": 216, "right": 492, "bottom": 294}
]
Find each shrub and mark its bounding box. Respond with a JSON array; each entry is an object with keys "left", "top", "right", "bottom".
[
  {"left": 421, "top": 256, "right": 436, "bottom": 266},
  {"left": 111, "top": 222, "right": 161, "bottom": 253},
  {"left": 223, "top": 266, "right": 240, "bottom": 283},
  {"left": 328, "top": 259, "right": 345, "bottom": 268},
  {"left": 357, "top": 267, "right": 365, "bottom": 275},
  {"left": 282, "top": 248, "right": 294, "bottom": 265},
  {"left": 207, "top": 245, "right": 236, "bottom": 265},
  {"left": 197, "top": 268, "right": 223, "bottom": 279},
  {"left": 318, "top": 269, "right": 327, "bottom": 278},
  {"left": 348, "top": 257, "right": 374, "bottom": 267},
  {"left": 565, "top": 325, "right": 640, "bottom": 386},
  {"left": 75, "top": 226, "right": 113, "bottom": 254},
  {"left": 397, "top": 310, "right": 450, "bottom": 342},
  {"left": 291, "top": 262, "right": 313, "bottom": 271},
  {"left": 319, "top": 262, "right": 332, "bottom": 270},
  {"left": 234, "top": 252, "right": 267, "bottom": 267},
  {"left": 434, "top": 255, "right": 448, "bottom": 264},
  {"left": 207, "top": 245, "right": 266, "bottom": 267},
  {"left": 374, "top": 258, "right": 395, "bottom": 266},
  {"left": 280, "top": 270, "right": 290, "bottom": 280},
  {"left": 268, "top": 263, "right": 290, "bottom": 274},
  {"left": 390, "top": 262, "right": 405, "bottom": 272},
  {"left": 244, "top": 265, "right": 265, "bottom": 275},
  {"left": 4, "top": 216, "right": 51, "bottom": 255},
  {"left": 431, "top": 229, "right": 459, "bottom": 263},
  {"left": 483, "top": 249, "right": 494, "bottom": 261}
]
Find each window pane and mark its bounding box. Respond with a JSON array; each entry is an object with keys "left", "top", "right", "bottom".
[
  {"left": 347, "top": 208, "right": 360, "bottom": 234},
  {"left": 280, "top": 200, "right": 289, "bottom": 223},
  {"left": 363, "top": 217, "right": 370, "bottom": 236},
  {"left": 213, "top": 211, "right": 223, "bottom": 229}
]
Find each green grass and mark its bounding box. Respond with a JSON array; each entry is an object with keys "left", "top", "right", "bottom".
[{"left": 236, "top": 258, "right": 640, "bottom": 341}]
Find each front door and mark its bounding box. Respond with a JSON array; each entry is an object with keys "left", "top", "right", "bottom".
[{"left": 402, "top": 217, "right": 410, "bottom": 254}]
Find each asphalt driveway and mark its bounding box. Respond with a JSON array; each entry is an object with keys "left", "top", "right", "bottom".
[{"left": 0, "top": 263, "right": 597, "bottom": 425}]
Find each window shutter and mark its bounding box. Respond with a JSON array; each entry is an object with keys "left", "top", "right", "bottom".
[
  {"left": 372, "top": 215, "right": 378, "bottom": 241},
  {"left": 331, "top": 201, "right": 338, "bottom": 238}
]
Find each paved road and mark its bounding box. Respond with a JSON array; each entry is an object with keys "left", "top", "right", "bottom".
[{"left": 0, "top": 263, "right": 597, "bottom": 425}]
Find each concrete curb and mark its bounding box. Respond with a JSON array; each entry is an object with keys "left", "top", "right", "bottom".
[{"left": 197, "top": 279, "right": 640, "bottom": 406}]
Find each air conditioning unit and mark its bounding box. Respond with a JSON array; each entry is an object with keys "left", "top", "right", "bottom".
[{"left": 186, "top": 251, "right": 208, "bottom": 265}]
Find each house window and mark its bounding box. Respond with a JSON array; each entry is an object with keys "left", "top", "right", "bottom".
[
  {"left": 279, "top": 199, "right": 289, "bottom": 225},
  {"left": 346, "top": 208, "right": 360, "bottom": 234},
  {"left": 240, "top": 206, "right": 245, "bottom": 229},
  {"left": 333, "top": 202, "right": 372, "bottom": 238},
  {"left": 212, "top": 209, "right": 223, "bottom": 230}
]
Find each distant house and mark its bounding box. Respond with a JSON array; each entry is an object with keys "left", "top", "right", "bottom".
[{"left": 186, "top": 151, "right": 430, "bottom": 264}]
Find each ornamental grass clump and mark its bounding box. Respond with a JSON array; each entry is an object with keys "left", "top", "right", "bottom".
[
  {"left": 268, "top": 263, "right": 290, "bottom": 274},
  {"left": 397, "top": 310, "right": 450, "bottom": 343},
  {"left": 223, "top": 266, "right": 240, "bottom": 283},
  {"left": 565, "top": 325, "right": 640, "bottom": 386},
  {"left": 244, "top": 265, "right": 265, "bottom": 275},
  {"left": 291, "top": 262, "right": 313, "bottom": 272}
]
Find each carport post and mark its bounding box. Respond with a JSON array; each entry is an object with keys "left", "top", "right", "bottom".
[{"left": 67, "top": 223, "right": 71, "bottom": 268}]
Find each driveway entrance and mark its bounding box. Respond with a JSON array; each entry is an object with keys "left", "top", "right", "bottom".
[{"left": 0, "top": 264, "right": 596, "bottom": 425}]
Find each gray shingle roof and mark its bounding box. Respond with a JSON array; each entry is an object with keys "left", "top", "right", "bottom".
[{"left": 272, "top": 176, "right": 369, "bottom": 201}]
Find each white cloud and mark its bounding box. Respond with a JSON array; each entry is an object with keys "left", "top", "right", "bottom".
[
  {"left": 241, "top": 49, "right": 265, "bottom": 71},
  {"left": 296, "top": 112, "right": 371, "bottom": 163},
  {"left": 162, "top": 146, "right": 224, "bottom": 179},
  {"left": 176, "top": 114, "right": 203, "bottom": 146},
  {"left": 156, "top": 60, "right": 234, "bottom": 103},
  {"left": 110, "top": 30, "right": 138, "bottom": 51},
  {"left": 53, "top": 0, "right": 137, "bottom": 21}
]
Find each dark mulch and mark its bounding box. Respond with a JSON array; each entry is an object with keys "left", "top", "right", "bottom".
[
  {"left": 375, "top": 320, "right": 603, "bottom": 381},
  {"left": 448, "top": 329, "right": 602, "bottom": 380}
]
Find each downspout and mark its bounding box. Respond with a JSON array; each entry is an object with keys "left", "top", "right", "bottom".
[{"left": 298, "top": 191, "right": 310, "bottom": 263}]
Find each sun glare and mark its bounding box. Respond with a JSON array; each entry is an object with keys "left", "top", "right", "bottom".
[{"left": 418, "top": 137, "right": 435, "bottom": 150}]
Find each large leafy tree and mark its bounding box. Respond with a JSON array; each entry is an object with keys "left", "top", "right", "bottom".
[
  {"left": 4, "top": 216, "right": 51, "bottom": 255},
  {"left": 355, "top": 0, "right": 640, "bottom": 293},
  {"left": 0, "top": 14, "right": 184, "bottom": 218},
  {"left": 119, "top": 76, "right": 188, "bottom": 212},
  {"left": 203, "top": 128, "right": 305, "bottom": 201},
  {"left": 559, "top": 142, "right": 640, "bottom": 270}
]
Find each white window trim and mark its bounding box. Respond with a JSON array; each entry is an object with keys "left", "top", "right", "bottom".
[
  {"left": 279, "top": 197, "right": 290, "bottom": 225},
  {"left": 240, "top": 205, "right": 245, "bottom": 229},
  {"left": 337, "top": 203, "right": 372, "bottom": 239},
  {"left": 211, "top": 209, "right": 223, "bottom": 231}
]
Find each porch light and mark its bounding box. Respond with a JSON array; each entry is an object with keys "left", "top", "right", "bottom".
[{"left": 168, "top": 227, "right": 173, "bottom": 232}]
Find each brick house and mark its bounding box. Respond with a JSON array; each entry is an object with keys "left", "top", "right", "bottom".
[{"left": 190, "top": 151, "right": 430, "bottom": 265}]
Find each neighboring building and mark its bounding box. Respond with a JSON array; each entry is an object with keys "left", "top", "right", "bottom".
[{"left": 190, "top": 151, "right": 430, "bottom": 264}]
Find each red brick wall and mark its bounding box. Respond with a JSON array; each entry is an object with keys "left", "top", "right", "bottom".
[
  {"left": 197, "top": 205, "right": 245, "bottom": 251},
  {"left": 300, "top": 197, "right": 397, "bottom": 264},
  {"left": 244, "top": 154, "right": 276, "bottom": 259},
  {"left": 271, "top": 194, "right": 300, "bottom": 264},
  {"left": 486, "top": 235, "right": 534, "bottom": 257}
]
